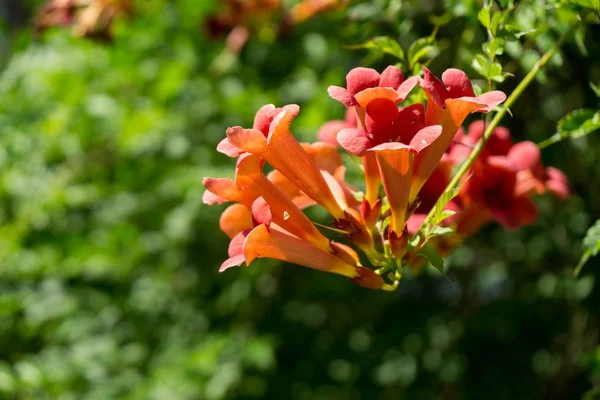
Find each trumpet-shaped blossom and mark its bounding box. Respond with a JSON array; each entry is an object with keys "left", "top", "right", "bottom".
[
  {"left": 205, "top": 65, "right": 568, "bottom": 290},
  {"left": 409, "top": 68, "right": 506, "bottom": 203},
  {"left": 408, "top": 121, "right": 570, "bottom": 244}
]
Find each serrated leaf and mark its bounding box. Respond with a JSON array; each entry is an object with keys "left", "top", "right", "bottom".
[
  {"left": 538, "top": 109, "right": 600, "bottom": 148},
  {"left": 558, "top": 109, "right": 600, "bottom": 137},
  {"left": 418, "top": 246, "right": 445, "bottom": 274},
  {"left": 346, "top": 36, "right": 406, "bottom": 63},
  {"left": 408, "top": 37, "right": 440, "bottom": 70},
  {"left": 574, "top": 219, "right": 600, "bottom": 277}
]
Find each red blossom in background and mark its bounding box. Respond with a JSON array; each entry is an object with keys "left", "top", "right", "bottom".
[{"left": 407, "top": 121, "right": 570, "bottom": 249}]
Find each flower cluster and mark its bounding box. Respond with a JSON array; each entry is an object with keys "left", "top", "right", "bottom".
[
  {"left": 406, "top": 120, "right": 570, "bottom": 255},
  {"left": 204, "top": 65, "right": 567, "bottom": 289},
  {"left": 34, "top": 0, "right": 132, "bottom": 39}
]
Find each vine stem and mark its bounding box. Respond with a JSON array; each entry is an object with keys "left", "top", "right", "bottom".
[{"left": 417, "top": 19, "right": 579, "bottom": 238}]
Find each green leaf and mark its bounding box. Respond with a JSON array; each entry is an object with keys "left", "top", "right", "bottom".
[
  {"left": 478, "top": 8, "right": 491, "bottom": 31},
  {"left": 539, "top": 109, "right": 600, "bottom": 148},
  {"left": 483, "top": 37, "right": 507, "bottom": 57},
  {"left": 490, "top": 9, "right": 512, "bottom": 36},
  {"left": 558, "top": 109, "right": 600, "bottom": 137},
  {"left": 574, "top": 219, "right": 600, "bottom": 277},
  {"left": 408, "top": 37, "right": 440, "bottom": 70},
  {"left": 429, "top": 12, "right": 454, "bottom": 27},
  {"left": 428, "top": 225, "right": 455, "bottom": 238},
  {"left": 424, "top": 186, "right": 462, "bottom": 239},
  {"left": 346, "top": 36, "right": 406, "bottom": 63},
  {"left": 590, "top": 82, "right": 600, "bottom": 97},
  {"left": 472, "top": 54, "right": 491, "bottom": 78},
  {"left": 409, "top": 234, "right": 422, "bottom": 249},
  {"left": 560, "top": 0, "right": 600, "bottom": 11},
  {"left": 472, "top": 54, "right": 510, "bottom": 82},
  {"left": 418, "top": 246, "right": 445, "bottom": 274}
]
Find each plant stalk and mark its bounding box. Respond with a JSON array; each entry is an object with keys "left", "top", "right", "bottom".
[{"left": 417, "top": 19, "right": 579, "bottom": 238}]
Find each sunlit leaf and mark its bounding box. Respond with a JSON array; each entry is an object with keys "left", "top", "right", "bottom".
[
  {"left": 574, "top": 219, "right": 600, "bottom": 277},
  {"left": 539, "top": 109, "right": 600, "bottom": 148},
  {"left": 346, "top": 36, "right": 406, "bottom": 63},
  {"left": 478, "top": 8, "right": 491, "bottom": 31},
  {"left": 408, "top": 37, "right": 440, "bottom": 70}
]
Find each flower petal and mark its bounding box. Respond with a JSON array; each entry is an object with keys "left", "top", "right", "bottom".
[
  {"left": 327, "top": 86, "right": 355, "bottom": 107},
  {"left": 235, "top": 153, "right": 331, "bottom": 250},
  {"left": 216, "top": 137, "right": 243, "bottom": 157},
  {"left": 265, "top": 106, "right": 346, "bottom": 219},
  {"left": 346, "top": 67, "right": 381, "bottom": 95},
  {"left": 545, "top": 167, "right": 570, "bottom": 200},
  {"left": 226, "top": 126, "right": 268, "bottom": 155},
  {"left": 251, "top": 196, "right": 273, "bottom": 226},
  {"left": 474, "top": 91, "right": 507, "bottom": 112},
  {"left": 301, "top": 142, "right": 344, "bottom": 176},
  {"left": 337, "top": 128, "right": 372, "bottom": 157},
  {"left": 396, "top": 75, "right": 420, "bottom": 101},
  {"left": 202, "top": 188, "right": 228, "bottom": 205},
  {"left": 354, "top": 87, "right": 401, "bottom": 108},
  {"left": 407, "top": 125, "right": 444, "bottom": 203},
  {"left": 369, "top": 142, "right": 416, "bottom": 234},
  {"left": 420, "top": 67, "right": 448, "bottom": 107},
  {"left": 362, "top": 151, "right": 381, "bottom": 206},
  {"left": 507, "top": 141, "right": 541, "bottom": 171},
  {"left": 253, "top": 104, "right": 278, "bottom": 135},
  {"left": 243, "top": 224, "right": 361, "bottom": 278},
  {"left": 491, "top": 196, "right": 538, "bottom": 229},
  {"left": 317, "top": 120, "right": 350, "bottom": 144},
  {"left": 395, "top": 103, "right": 425, "bottom": 144},
  {"left": 219, "top": 254, "right": 246, "bottom": 272},
  {"left": 379, "top": 66, "right": 404, "bottom": 89},
  {"left": 441, "top": 68, "right": 475, "bottom": 98},
  {"left": 220, "top": 203, "right": 253, "bottom": 238},
  {"left": 203, "top": 177, "right": 247, "bottom": 204}
]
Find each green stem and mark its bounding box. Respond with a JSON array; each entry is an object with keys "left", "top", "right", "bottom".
[{"left": 418, "top": 19, "right": 579, "bottom": 238}]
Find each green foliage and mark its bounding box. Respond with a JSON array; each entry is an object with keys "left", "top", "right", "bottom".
[
  {"left": 472, "top": 53, "right": 511, "bottom": 83},
  {"left": 574, "top": 220, "right": 600, "bottom": 277},
  {"left": 346, "top": 36, "right": 406, "bottom": 65},
  {"left": 407, "top": 37, "right": 442, "bottom": 74},
  {"left": 560, "top": 0, "right": 600, "bottom": 11},
  {"left": 538, "top": 108, "right": 600, "bottom": 148},
  {"left": 417, "top": 246, "right": 446, "bottom": 275},
  {"left": 0, "top": 0, "right": 598, "bottom": 399}
]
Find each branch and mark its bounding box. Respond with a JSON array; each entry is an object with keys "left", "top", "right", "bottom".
[{"left": 417, "top": 18, "right": 580, "bottom": 238}]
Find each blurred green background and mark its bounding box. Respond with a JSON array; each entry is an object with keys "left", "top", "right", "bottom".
[{"left": 0, "top": 0, "right": 599, "bottom": 399}]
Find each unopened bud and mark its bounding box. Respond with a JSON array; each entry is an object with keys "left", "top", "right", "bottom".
[
  {"left": 340, "top": 208, "right": 373, "bottom": 248},
  {"left": 389, "top": 229, "right": 408, "bottom": 259},
  {"left": 360, "top": 198, "right": 381, "bottom": 229}
]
